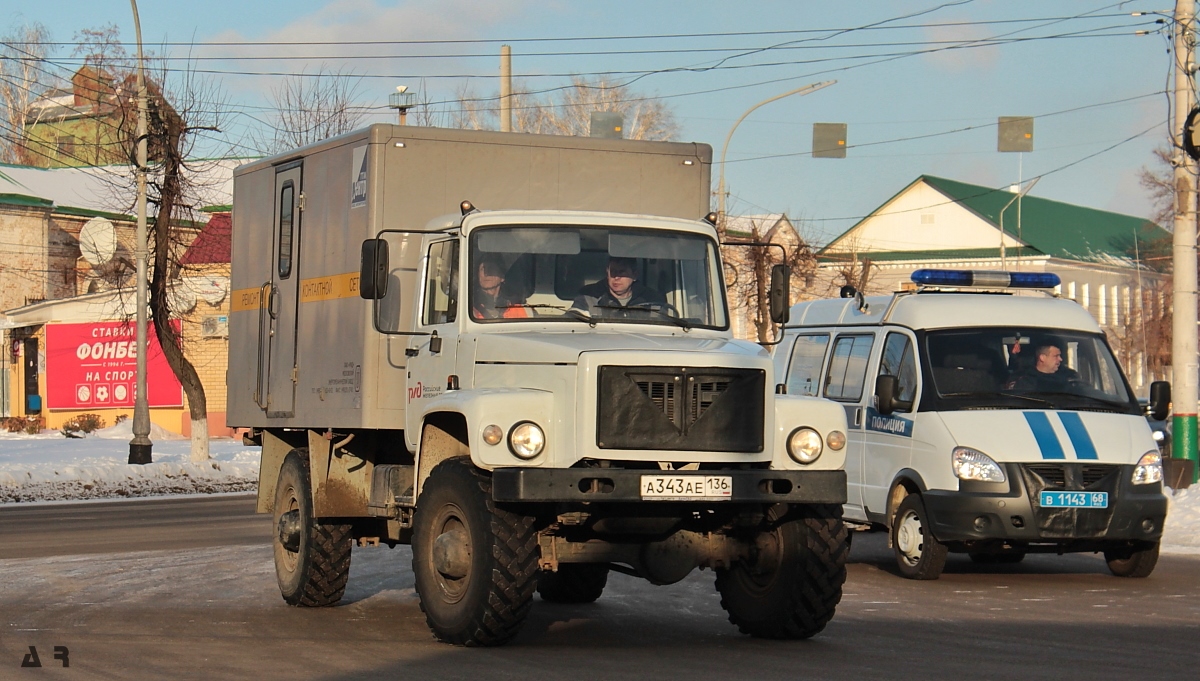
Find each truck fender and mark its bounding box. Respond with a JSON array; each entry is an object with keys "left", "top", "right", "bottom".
[
  {"left": 415, "top": 388, "right": 556, "bottom": 499},
  {"left": 772, "top": 395, "right": 849, "bottom": 471}
]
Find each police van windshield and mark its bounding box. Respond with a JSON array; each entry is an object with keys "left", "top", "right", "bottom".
[
  {"left": 924, "top": 327, "right": 1139, "bottom": 414},
  {"left": 467, "top": 225, "right": 728, "bottom": 329}
]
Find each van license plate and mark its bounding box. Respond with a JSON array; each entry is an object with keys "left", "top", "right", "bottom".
[
  {"left": 1039, "top": 491, "right": 1108, "bottom": 508},
  {"left": 640, "top": 475, "right": 732, "bottom": 501}
]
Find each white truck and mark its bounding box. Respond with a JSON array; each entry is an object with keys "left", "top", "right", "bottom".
[
  {"left": 773, "top": 269, "right": 1169, "bottom": 579},
  {"left": 227, "top": 125, "right": 850, "bottom": 646}
]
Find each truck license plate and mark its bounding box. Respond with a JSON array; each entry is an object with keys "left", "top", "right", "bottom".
[
  {"left": 640, "top": 475, "right": 733, "bottom": 501},
  {"left": 1039, "top": 491, "right": 1108, "bottom": 508}
]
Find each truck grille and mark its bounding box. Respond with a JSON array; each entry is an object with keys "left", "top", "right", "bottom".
[
  {"left": 1020, "top": 463, "right": 1120, "bottom": 538},
  {"left": 598, "top": 366, "right": 764, "bottom": 452}
]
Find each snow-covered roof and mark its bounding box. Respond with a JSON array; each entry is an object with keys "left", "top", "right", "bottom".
[{"left": 0, "top": 159, "right": 244, "bottom": 217}]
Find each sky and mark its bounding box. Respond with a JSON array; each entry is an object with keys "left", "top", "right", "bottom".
[{"left": 0, "top": 0, "right": 1185, "bottom": 244}]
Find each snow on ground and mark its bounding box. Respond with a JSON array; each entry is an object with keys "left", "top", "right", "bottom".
[
  {"left": 0, "top": 421, "right": 259, "bottom": 504},
  {"left": 1, "top": 425, "right": 1198, "bottom": 553}
]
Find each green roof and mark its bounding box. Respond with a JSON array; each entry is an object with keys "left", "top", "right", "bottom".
[
  {"left": 0, "top": 193, "right": 53, "bottom": 209},
  {"left": 825, "top": 175, "right": 1169, "bottom": 264}
]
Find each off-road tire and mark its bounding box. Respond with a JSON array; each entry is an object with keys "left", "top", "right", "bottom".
[
  {"left": 892, "top": 493, "right": 948, "bottom": 580},
  {"left": 538, "top": 564, "right": 609, "bottom": 604},
  {"left": 1104, "top": 541, "right": 1160, "bottom": 578},
  {"left": 412, "top": 457, "right": 540, "bottom": 646},
  {"left": 715, "top": 503, "right": 847, "bottom": 639},
  {"left": 273, "top": 450, "right": 353, "bottom": 607}
]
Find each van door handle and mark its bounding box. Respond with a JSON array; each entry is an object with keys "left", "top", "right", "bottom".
[{"left": 405, "top": 348, "right": 419, "bottom": 357}]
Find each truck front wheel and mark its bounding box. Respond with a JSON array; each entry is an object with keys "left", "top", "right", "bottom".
[
  {"left": 715, "top": 503, "right": 847, "bottom": 639},
  {"left": 412, "top": 457, "right": 540, "bottom": 646},
  {"left": 272, "top": 450, "right": 353, "bottom": 606}
]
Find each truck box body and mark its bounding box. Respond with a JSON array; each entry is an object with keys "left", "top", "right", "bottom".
[{"left": 228, "top": 125, "right": 711, "bottom": 430}]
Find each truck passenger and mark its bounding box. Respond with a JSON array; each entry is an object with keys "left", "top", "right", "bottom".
[{"left": 470, "top": 253, "right": 527, "bottom": 319}]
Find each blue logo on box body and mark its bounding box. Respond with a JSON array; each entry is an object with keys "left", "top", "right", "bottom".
[
  {"left": 865, "top": 407, "right": 914, "bottom": 437},
  {"left": 350, "top": 145, "right": 368, "bottom": 208}
]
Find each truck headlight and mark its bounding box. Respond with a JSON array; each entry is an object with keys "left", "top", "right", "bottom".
[
  {"left": 952, "top": 447, "right": 1006, "bottom": 483},
  {"left": 1132, "top": 451, "right": 1163, "bottom": 485},
  {"left": 787, "top": 427, "right": 823, "bottom": 464},
  {"left": 508, "top": 421, "right": 545, "bottom": 459}
]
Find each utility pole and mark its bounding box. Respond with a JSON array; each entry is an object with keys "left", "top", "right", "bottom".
[
  {"left": 500, "top": 45, "right": 512, "bottom": 133},
  {"left": 128, "top": 0, "right": 152, "bottom": 465},
  {"left": 1172, "top": 0, "right": 1199, "bottom": 482}
]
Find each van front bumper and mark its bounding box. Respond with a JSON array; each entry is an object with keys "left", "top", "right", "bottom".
[
  {"left": 922, "top": 463, "right": 1167, "bottom": 545},
  {"left": 491, "top": 468, "right": 846, "bottom": 504}
]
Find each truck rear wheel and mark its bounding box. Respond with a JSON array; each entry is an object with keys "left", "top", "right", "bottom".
[
  {"left": 715, "top": 503, "right": 847, "bottom": 639},
  {"left": 272, "top": 450, "right": 353, "bottom": 607},
  {"left": 538, "top": 564, "right": 609, "bottom": 604},
  {"left": 892, "top": 493, "right": 948, "bottom": 580},
  {"left": 412, "top": 457, "right": 540, "bottom": 646},
  {"left": 1104, "top": 541, "right": 1160, "bottom": 578}
]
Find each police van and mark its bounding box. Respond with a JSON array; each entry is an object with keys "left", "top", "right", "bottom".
[{"left": 773, "top": 269, "right": 1169, "bottom": 579}]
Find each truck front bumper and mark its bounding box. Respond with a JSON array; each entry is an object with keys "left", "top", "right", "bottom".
[
  {"left": 491, "top": 468, "right": 846, "bottom": 504},
  {"left": 923, "top": 463, "right": 1167, "bottom": 545}
]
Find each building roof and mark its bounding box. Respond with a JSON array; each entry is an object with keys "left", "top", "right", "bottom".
[
  {"left": 0, "top": 160, "right": 241, "bottom": 217},
  {"left": 180, "top": 212, "right": 231, "bottom": 265},
  {"left": 823, "top": 175, "right": 1168, "bottom": 264}
]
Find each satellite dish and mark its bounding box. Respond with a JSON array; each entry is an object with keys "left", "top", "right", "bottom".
[
  {"left": 79, "top": 217, "right": 117, "bottom": 267},
  {"left": 168, "top": 283, "right": 197, "bottom": 313}
]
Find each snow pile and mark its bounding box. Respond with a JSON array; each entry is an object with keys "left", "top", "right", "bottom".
[
  {"left": 1162, "top": 486, "right": 1200, "bottom": 554},
  {"left": 0, "top": 427, "right": 259, "bottom": 503}
]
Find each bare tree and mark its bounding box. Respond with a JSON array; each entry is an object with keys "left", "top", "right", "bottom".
[
  {"left": 720, "top": 213, "right": 818, "bottom": 342},
  {"left": 0, "top": 21, "right": 54, "bottom": 164},
  {"left": 261, "top": 66, "right": 365, "bottom": 153},
  {"left": 450, "top": 76, "right": 679, "bottom": 141}
]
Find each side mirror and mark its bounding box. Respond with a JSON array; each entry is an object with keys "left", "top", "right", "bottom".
[
  {"left": 769, "top": 264, "right": 791, "bottom": 325},
  {"left": 359, "top": 239, "right": 389, "bottom": 299},
  {"left": 875, "top": 374, "right": 913, "bottom": 415},
  {"left": 1149, "top": 380, "right": 1171, "bottom": 421}
]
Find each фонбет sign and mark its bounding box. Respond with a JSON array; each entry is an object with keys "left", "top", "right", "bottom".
[{"left": 45, "top": 321, "right": 183, "bottom": 409}]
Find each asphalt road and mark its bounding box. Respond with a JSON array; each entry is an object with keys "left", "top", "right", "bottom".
[{"left": 0, "top": 495, "right": 1197, "bottom": 681}]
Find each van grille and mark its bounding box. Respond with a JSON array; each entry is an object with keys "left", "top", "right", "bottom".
[
  {"left": 598, "top": 366, "right": 763, "bottom": 452},
  {"left": 1021, "top": 463, "right": 1120, "bottom": 538},
  {"left": 1025, "top": 463, "right": 1118, "bottom": 490}
]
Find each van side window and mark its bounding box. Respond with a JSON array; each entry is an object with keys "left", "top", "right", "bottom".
[
  {"left": 786, "top": 334, "right": 829, "bottom": 396},
  {"left": 422, "top": 240, "right": 459, "bottom": 325},
  {"left": 277, "top": 181, "right": 294, "bottom": 279},
  {"left": 879, "top": 332, "right": 918, "bottom": 408},
  {"left": 825, "top": 334, "right": 873, "bottom": 401}
]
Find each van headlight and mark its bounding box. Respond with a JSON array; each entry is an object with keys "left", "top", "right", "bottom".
[
  {"left": 1132, "top": 451, "right": 1163, "bottom": 485},
  {"left": 952, "top": 447, "right": 1006, "bottom": 483},
  {"left": 787, "top": 427, "right": 823, "bottom": 464},
  {"left": 508, "top": 421, "right": 545, "bottom": 459}
]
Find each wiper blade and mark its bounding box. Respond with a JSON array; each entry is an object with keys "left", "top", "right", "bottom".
[
  {"left": 592, "top": 303, "right": 692, "bottom": 330},
  {"left": 1024, "top": 391, "right": 1131, "bottom": 412},
  {"left": 939, "top": 391, "right": 1056, "bottom": 408}
]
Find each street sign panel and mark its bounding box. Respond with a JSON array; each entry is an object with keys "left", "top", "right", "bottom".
[
  {"left": 813, "top": 123, "right": 847, "bottom": 158},
  {"left": 998, "top": 116, "right": 1034, "bottom": 152}
]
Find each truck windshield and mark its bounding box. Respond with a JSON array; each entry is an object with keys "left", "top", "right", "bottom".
[
  {"left": 467, "top": 225, "right": 728, "bottom": 329},
  {"left": 924, "top": 327, "right": 1139, "bottom": 414}
]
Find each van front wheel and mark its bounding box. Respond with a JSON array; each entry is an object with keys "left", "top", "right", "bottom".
[
  {"left": 1104, "top": 541, "right": 1159, "bottom": 578},
  {"left": 892, "top": 493, "right": 948, "bottom": 580}
]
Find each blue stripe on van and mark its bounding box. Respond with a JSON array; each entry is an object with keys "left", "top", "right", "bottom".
[
  {"left": 1057, "top": 412, "right": 1098, "bottom": 460},
  {"left": 1024, "top": 412, "right": 1065, "bottom": 460}
]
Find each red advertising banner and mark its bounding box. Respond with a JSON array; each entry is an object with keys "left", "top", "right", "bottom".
[{"left": 45, "top": 321, "right": 183, "bottom": 409}]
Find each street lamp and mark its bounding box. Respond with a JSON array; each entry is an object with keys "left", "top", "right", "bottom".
[
  {"left": 128, "top": 0, "right": 152, "bottom": 465},
  {"left": 717, "top": 81, "right": 836, "bottom": 227}
]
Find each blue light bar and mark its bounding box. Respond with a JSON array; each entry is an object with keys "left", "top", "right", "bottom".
[{"left": 911, "top": 269, "right": 1061, "bottom": 289}]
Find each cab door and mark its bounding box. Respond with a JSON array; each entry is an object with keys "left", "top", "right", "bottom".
[
  {"left": 821, "top": 332, "right": 877, "bottom": 522},
  {"left": 406, "top": 238, "right": 460, "bottom": 435},
  {"left": 861, "top": 331, "right": 920, "bottom": 518},
  {"left": 264, "top": 163, "right": 302, "bottom": 417}
]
